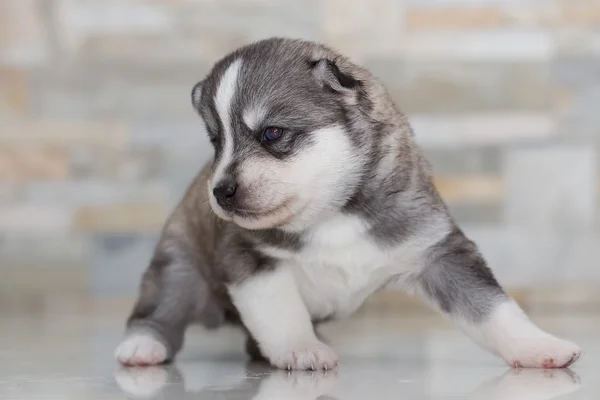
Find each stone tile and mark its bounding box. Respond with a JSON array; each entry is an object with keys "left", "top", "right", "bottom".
[
  {"left": 75, "top": 0, "right": 319, "bottom": 64},
  {"left": 0, "top": 67, "right": 28, "bottom": 116},
  {"left": 556, "top": 30, "right": 600, "bottom": 56},
  {"left": 70, "top": 146, "right": 164, "bottom": 181},
  {"left": 504, "top": 145, "right": 597, "bottom": 230},
  {"left": 0, "top": 119, "right": 129, "bottom": 148},
  {"left": 175, "top": 0, "right": 320, "bottom": 45},
  {"left": 447, "top": 202, "right": 502, "bottom": 225},
  {"left": 29, "top": 65, "right": 203, "bottom": 119},
  {"left": 134, "top": 120, "right": 213, "bottom": 200},
  {"left": 406, "top": 6, "right": 507, "bottom": 30},
  {"left": 401, "top": 30, "right": 555, "bottom": 61},
  {"left": 424, "top": 147, "right": 502, "bottom": 175},
  {"left": 559, "top": 234, "right": 600, "bottom": 282},
  {"left": 373, "top": 60, "right": 553, "bottom": 113},
  {"left": 406, "top": 2, "right": 561, "bottom": 30},
  {"left": 0, "top": 204, "right": 72, "bottom": 233},
  {"left": 0, "top": 0, "right": 47, "bottom": 65},
  {"left": 0, "top": 184, "right": 21, "bottom": 203},
  {"left": 0, "top": 145, "right": 69, "bottom": 182},
  {"left": 434, "top": 175, "right": 504, "bottom": 204},
  {"left": 23, "top": 181, "right": 169, "bottom": 207},
  {"left": 410, "top": 113, "right": 557, "bottom": 149},
  {"left": 78, "top": 33, "right": 217, "bottom": 67},
  {"left": 90, "top": 234, "right": 158, "bottom": 297},
  {"left": 559, "top": 1, "right": 600, "bottom": 26},
  {"left": 321, "top": 0, "right": 405, "bottom": 61},
  {"left": 54, "top": 0, "right": 174, "bottom": 53},
  {"left": 553, "top": 58, "right": 600, "bottom": 139},
  {"left": 159, "top": 149, "right": 211, "bottom": 206},
  {"left": 132, "top": 120, "right": 210, "bottom": 153},
  {"left": 461, "top": 226, "right": 567, "bottom": 287},
  {"left": 74, "top": 203, "right": 167, "bottom": 233},
  {"left": 0, "top": 233, "right": 89, "bottom": 266}
]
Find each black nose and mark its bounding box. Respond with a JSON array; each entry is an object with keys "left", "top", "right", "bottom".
[{"left": 213, "top": 181, "right": 238, "bottom": 206}]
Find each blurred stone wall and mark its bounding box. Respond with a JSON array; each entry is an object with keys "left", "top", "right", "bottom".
[{"left": 0, "top": 0, "right": 598, "bottom": 298}]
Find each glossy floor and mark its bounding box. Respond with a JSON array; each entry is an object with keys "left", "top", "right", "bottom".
[{"left": 0, "top": 306, "right": 598, "bottom": 399}]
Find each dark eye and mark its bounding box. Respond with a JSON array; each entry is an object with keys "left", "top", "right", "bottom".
[
  {"left": 209, "top": 135, "right": 219, "bottom": 145},
  {"left": 263, "top": 127, "right": 284, "bottom": 142}
]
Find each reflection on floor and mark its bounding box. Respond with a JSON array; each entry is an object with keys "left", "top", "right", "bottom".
[{"left": 0, "top": 306, "right": 598, "bottom": 399}]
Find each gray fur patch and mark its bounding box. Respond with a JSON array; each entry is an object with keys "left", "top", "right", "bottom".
[{"left": 417, "top": 227, "right": 507, "bottom": 322}]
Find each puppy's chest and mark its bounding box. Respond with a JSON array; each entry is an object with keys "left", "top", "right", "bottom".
[{"left": 285, "top": 217, "right": 397, "bottom": 319}]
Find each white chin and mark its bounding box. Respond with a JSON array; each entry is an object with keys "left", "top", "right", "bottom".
[
  {"left": 232, "top": 214, "right": 285, "bottom": 230},
  {"left": 208, "top": 198, "right": 233, "bottom": 221}
]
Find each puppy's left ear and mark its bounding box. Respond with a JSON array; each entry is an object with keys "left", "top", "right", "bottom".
[
  {"left": 191, "top": 80, "right": 204, "bottom": 113},
  {"left": 311, "top": 59, "right": 360, "bottom": 93}
]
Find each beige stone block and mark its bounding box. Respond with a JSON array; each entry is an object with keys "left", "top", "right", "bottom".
[
  {"left": 560, "top": 1, "right": 600, "bottom": 25},
  {"left": 0, "top": 67, "right": 28, "bottom": 116},
  {"left": 0, "top": 0, "right": 47, "bottom": 65},
  {"left": 0, "top": 145, "right": 69, "bottom": 181},
  {"left": 407, "top": 7, "right": 507, "bottom": 30},
  {"left": 321, "top": 0, "right": 405, "bottom": 61},
  {"left": 434, "top": 175, "right": 504, "bottom": 203},
  {"left": 74, "top": 203, "right": 167, "bottom": 233},
  {"left": 0, "top": 265, "right": 87, "bottom": 299},
  {"left": 0, "top": 119, "right": 129, "bottom": 148}
]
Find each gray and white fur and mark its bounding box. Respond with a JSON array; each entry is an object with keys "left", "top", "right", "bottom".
[{"left": 115, "top": 38, "right": 581, "bottom": 370}]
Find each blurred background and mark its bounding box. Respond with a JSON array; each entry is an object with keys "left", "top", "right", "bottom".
[{"left": 0, "top": 0, "right": 598, "bottom": 314}]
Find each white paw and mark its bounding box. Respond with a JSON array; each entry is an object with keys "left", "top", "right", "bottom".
[
  {"left": 115, "top": 333, "right": 168, "bottom": 366},
  {"left": 268, "top": 340, "right": 339, "bottom": 371},
  {"left": 114, "top": 366, "right": 168, "bottom": 398},
  {"left": 503, "top": 336, "right": 581, "bottom": 369}
]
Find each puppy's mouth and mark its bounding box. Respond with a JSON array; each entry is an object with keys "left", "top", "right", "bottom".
[
  {"left": 214, "top": 198, "right": 300, "bottom": 229},
  {"left": 230, "top": 199, "right": 294, "bottom": 220}
]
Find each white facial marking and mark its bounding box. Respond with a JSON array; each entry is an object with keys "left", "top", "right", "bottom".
[
  {"left": 243, "top": 104, "right": 267, "bottom": 131},
  {"left": 212, "top": 58, "right": 243, "bottom": 186},
  {"left": 236, "top": 124, "right": 364, "bottom": 230}
]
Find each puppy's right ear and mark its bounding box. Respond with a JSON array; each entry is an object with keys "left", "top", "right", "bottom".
[
  {"left": 191, "top": 81, "right": 204, "bottom": 113},
  {"left": 311, "top": 59, "right": 360, "bottom": 94}
]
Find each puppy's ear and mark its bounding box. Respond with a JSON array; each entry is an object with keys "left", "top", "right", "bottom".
[
  {"left": 191, "top": 80, "right": 204, "bottom": 112},
  {"left": 311, "top": 59, "right": 359, "bottom": 93}
]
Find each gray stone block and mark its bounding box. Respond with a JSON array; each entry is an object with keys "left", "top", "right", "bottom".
[
  {"left": 411, "top": 113, "right": 557, "bottom": 149},
  {"left": 504, "top": 145, "right": 597, "bottom": 230},
  {"left": 0, "top": 233, "right": 89, "bottom": 267},
  {"left": 448, "top": 203, "right": 502, "bottom": 225},
  {"left": 424, "top": 147, "right": 502, "bottom": 175},
  {"left": 70, "top": 146, "right": 165, "bottom": 181},
  {"left": 90, "top": 234, "right": 158, "bottom": 297},
  {"left": 29, "top": 64, "right": 206, "bottom": 120},
  {"left": 23, "top": 180, "right": 170, "bottom": 206}
]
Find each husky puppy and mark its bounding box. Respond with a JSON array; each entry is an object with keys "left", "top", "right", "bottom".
[{"left": 115, "top": 37, "right": 581, "bottom": 370}]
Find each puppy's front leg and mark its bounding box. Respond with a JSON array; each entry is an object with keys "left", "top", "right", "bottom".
[
  {"left": 228, "top": 266, "right": 338, "bottom": 370},
  {"left": 411, "top": 228, "right": 581, "bottom": 368}
]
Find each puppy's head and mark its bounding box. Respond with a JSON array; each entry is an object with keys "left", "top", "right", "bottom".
[{"left": 192, "top": 38, "right": 379, "bottom": 231}]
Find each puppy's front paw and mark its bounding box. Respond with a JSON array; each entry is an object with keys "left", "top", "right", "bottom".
[
  {"left": 269, "top": 340, "right": 339, "bottom": 371},
  {"left": 115, "top": 333, "right": 168, "bottom": 366},
  {"left": 505, "top": 336, "right": 581, "bottom": 369}
]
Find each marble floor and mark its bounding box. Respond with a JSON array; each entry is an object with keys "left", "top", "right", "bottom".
[{"left": 0, "top": 305, "right": 598, "bottom": 400}]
